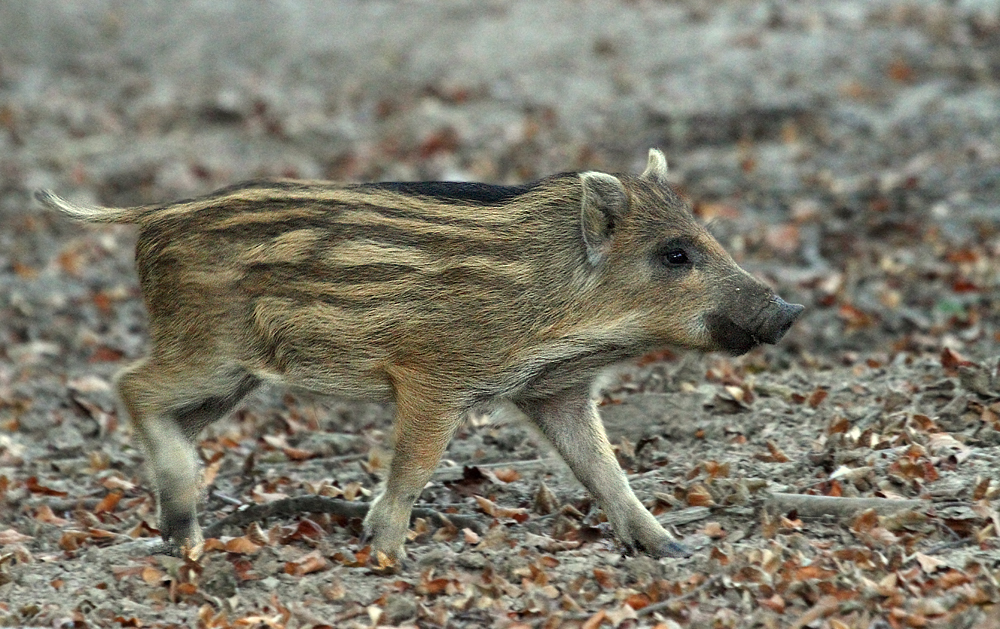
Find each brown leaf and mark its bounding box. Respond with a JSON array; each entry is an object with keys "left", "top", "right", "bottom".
[
  {"left": 703, "top": 460, "right": 730, "bottom": 479},
  {"left": 685, "top": 484, "right": 716, "bottom": 507},
  {"left": 224, "top": 536, "right": 262, "bottom": 555},
  {"left": 767, "top": 440, "right": 790, "bottom": 462},
  {"left": 945, "top": 248, "right": 980, "bottom": 264},
  {"left": 914, "top": 552, "right": 946, "bottom": 574},
  {"left": 281, "top": 446, "right": 314, "bottom": 461},
  {"left": 937, "top": 569, "right": 972, "bottom": 590},
  {"left": 89, "top": 346, "right": 125, "bottom": 363},
  {"left": 764, "top": 223, "right": 800, "bottom": 256},
  {"left": 34, "top": 506, "right": 70, "bottom": 526},
  {"left": 286, "top": 518, "right": 325, "bottom": 541},
  {"left": 13, "top": 262, "right": 39, "bottom": 279},
  {"left": 342, "top": 481, "right": 365, "bottom": 501},
  {"left": 26, "top": 477, "right": 68, "bottom": 497},
  {"left": 888, "top": 59, "right": 915, "bottom": 83},
  {"left": 827, "top": 415, "right": 850, "bottom": 434},
  {"left": 100, "top": 476, "right": 136, "bottom": 492},
  {"left": 759, "top": 594, "right": 786, "bottom": 613},
  {"left": 605, "top": 604, "right": 639, "bottom": 626},
  {"left": 202, "top": 458, "right": 223, "bottom": 488},
  {"left": 141, "top": 566, "right": 166, "bottom": 586},
  {"left": 58, "top": 530, "right": 88, "bottom": 551},
  {"left": 852, "top": 509, "right": 880, "bottom": 533},
  {"left": 488, "top": 467, "right": 521, "bottom": 483},
  {"left": 323, "top": 578, "right": 347, "bottom": 601},
  {"left": 694, "top": 201, "right": 741, "bottom": 221},
  {"left": 582, "top": 610, "right": 607, "bottom": 629},
  {"left": 463, "top": 528, "right": 480, "bottom": 545},
  {"left": 754, "top": 440, "right": 790, "bottom": 463},
  {"left": 251, "top": 488, "right": 288, "bottom": 503},
  {"left": 808, "top": 388, "right": 828, "bottom": 408},
  {"left": 417, "top": 127, "right": 459, "bottom": 158},
  {"left": 87, "top": 528, "right": 117, "bottom": 541},
  {"left": 533, "top": 482, "right": 560, "bottom": 515},
  {"left": 838, "top": 303, "right": 874, "bottom": 330},
  {"left": 0, "top": 528, "right": 34, "bottom": 544},
  {"left": 284, "top": 550, "right": 329, "bottom": 576},
  {"left": 973, "top": 477, "right": 992, "bottom": 501},
  {"left": 94, "top": 491, "right": 123, "bottom": 515},
  {"left": 624, "top": 593, "right": 651, "bottom": 610},
  {"left": 793, "top": 565, "right": 837, "bottom": 581},
  {"left": 352, "top": 545, "right": 371, "bottom": 566},
  {"left": 941, "top": 347, "right": 975, "bottom": 373},
  {"left": 374, "top": 550, "right": 396, "bottom": 570},
  {"left": 418, "top": 577, "right": 454, "bottom": 596},
  {"left": 636, "top": 348, "right": 676, "bottom": 366},
  {"left": 592, "top": 568, "right": 616, "bottom": 590},
  {"left": 474, "top": 496, "right": 530, "bottom": 522}
]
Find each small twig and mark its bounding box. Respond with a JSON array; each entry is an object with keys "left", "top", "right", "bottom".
[
  {"left": 252, "top": 452, "right": 368, "bottom": 468},
  {"left": 765, "top": 493, "right": 928, "bottom": 518},
  {"left": 209, "top": 491, "right": 244, "bottom": 507},
  {"left": 921, "top": 538, "right": 973, "bottom": 555},
  {"left": 202, "top": 495, "right": 482, "bottom": 539},
  {"left": 655, "top": 506, "right": 711, "bottom": 527}
]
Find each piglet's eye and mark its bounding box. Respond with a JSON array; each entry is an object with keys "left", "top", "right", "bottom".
[{"left": 663, "top": 248, "right": 689, "bottom": 265}]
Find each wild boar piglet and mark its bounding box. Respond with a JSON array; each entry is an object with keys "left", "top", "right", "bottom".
[{"left": 36, "top": 149, "right": 802, "bottom": 563}]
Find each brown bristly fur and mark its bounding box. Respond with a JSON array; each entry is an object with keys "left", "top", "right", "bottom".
[{"left": 36, "top": 149, "right": 801, "bottom": 564}]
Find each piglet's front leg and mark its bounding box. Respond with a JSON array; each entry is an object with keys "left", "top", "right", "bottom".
[
  {"left": 516, "top": 389, "right": 691, "bottom": 558},
  {"left": 362, "top": 368, "right": 465, "bottom": 566}
]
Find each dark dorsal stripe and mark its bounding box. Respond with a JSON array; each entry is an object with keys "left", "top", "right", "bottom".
[{"left": 359, "top": 181, "right": 538, "bottom": 204}]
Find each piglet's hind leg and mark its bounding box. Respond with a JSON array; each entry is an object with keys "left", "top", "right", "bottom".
[{"left": 116, "top": 357, "right": 259, "bottom": 557}]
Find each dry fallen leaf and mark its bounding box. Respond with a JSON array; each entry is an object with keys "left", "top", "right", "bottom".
[
  {"left": 224, "top": 536, "right": 262, "bottom": 555},
  {"left": 0, "top": 529, "right": 34, "bottom": 544},
  {"left": 914, "top": 552, "right": 946, "bottom": 574},
  {"left": 463, "top": 528, "right": 481, "bottom": 544},
  {"left": 284, "top": 550, "right": 328, "bottom": 576},
  {"left": 533, "top": 482, "right": 560, "bottom": 515},
  {"left": 33, "top": 506, "right": 70, "bottom": 526},
  {"left": 685, "top": 484, "right": 716, "bottom": 507},
  {"left": 474, "top": 495, "right": 530, "bottom": 521},
  {"left": 94, "top": 491, "right": 123, "bottom": 515}
]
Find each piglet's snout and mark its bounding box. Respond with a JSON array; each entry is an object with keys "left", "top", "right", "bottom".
[{"left": 756, "top": 297, "right": 804, "bottom": 344}]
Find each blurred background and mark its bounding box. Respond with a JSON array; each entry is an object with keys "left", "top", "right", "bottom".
[{"left": 3, "top": 2, "right": 1000, "bottom": 625}]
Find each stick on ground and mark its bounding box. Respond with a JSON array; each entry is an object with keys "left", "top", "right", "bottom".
[
  {"left": 202, "top": 495, "right": 482, "bottom": 539},
  {"left": 765, "top": 493, "right": 928, "bottom": 518}
]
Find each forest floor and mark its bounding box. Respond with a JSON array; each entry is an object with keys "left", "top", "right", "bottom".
[{"left": 1, "top": 1, "right": 1000, "bottom": 627}]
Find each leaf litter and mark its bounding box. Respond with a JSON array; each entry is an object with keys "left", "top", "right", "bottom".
[{"left": 2, "top": 1, "right": 1000, "bottom": 627}]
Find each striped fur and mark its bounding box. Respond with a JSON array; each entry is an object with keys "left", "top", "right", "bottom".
[{"left": 37, "top": 149, "right": 801, "bottom": 564}]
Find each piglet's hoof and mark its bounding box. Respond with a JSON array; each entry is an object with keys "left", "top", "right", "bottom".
[{"left": 640, "top": 538, "right": 693, "bottom": 559}]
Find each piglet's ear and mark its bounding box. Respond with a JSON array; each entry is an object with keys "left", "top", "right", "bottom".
[
  {"left": 640, "top": 148, "right": 669, "bottom": 185},
  {"left": 579, "top": 171, "right": 627, "bottom": 265}
]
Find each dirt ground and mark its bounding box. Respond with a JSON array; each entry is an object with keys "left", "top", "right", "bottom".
[{"left": 2, "top": 1, "right": 1000, "bottom": 627}]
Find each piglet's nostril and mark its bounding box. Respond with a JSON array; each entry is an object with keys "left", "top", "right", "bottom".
[
  {"left": 779, "top": 300, "right": 804, "bottom": 321},
  {"left": 766, "top": 298, "right": 804, "bottom": 343}
]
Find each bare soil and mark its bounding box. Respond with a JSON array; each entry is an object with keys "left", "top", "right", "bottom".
[{"left": 1, "top": 1, "right": 1000, "bottom": 627}]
